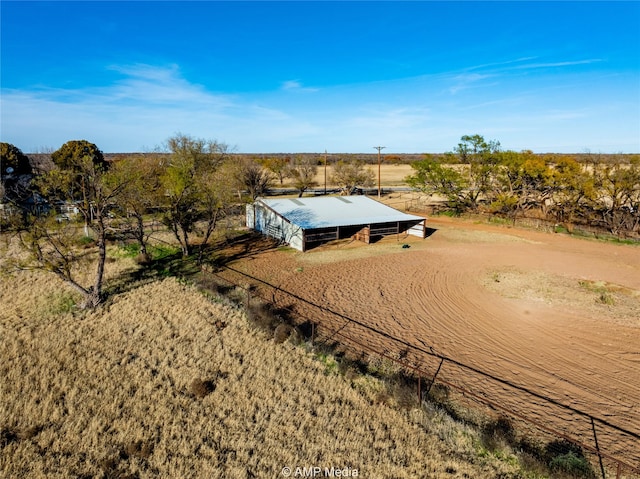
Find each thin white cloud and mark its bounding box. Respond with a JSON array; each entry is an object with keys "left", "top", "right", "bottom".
[
  {"left": 514, "top": 59, "right": 603, "bottom": 70},
  {"left": 108, "top": 63, "right": 182, "bottom": 81},
  {"left": 463, "top": 56, "right": 539, "bottom": 72},
  {"left": 105, "top": 63, "right": 236, "bottom": 108},
  {"left": 282, "top": 80, "right": 302, "bottom": 90},
  {"left": 281, "top": 80, "right": 319, "bottom": 92},
  {"left": 448, "top": 73, "right": 496, "bottom": 95}
]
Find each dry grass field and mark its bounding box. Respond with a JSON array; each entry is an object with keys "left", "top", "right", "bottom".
[
  {"left": 279, "top": 163, "right": 415, "bottom": 189},
  {"left": 0, "top": 246, "right": 524, "bottom": 478}
]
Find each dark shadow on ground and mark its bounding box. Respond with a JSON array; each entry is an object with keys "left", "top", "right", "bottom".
[
  {"left": 204, "top": 232, "right": 282, "bottom": 267},
  {"left": 104, "top": 233, "right": 279, "bottom": 302},
  {"left": 104, "top": 250, "right": 196, "bottom": 299},
  {"left": 425, "top": 227, "right": 438, "bottom": 238}
]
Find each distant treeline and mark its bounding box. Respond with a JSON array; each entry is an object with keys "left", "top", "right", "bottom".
[{"left": 25, "top": 151, "right": 639, "bottom": 171}]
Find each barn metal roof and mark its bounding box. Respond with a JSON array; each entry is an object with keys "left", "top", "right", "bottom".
[{"left": 257, "top": 196, "right": 425, "bottom": 230}]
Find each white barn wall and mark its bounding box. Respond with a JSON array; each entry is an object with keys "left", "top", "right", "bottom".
[
  {"left": 246, "top": 203, "right": 256, "bottom": 231},
  {"left": 246, "top": 202, "right": 305, "bottom": 251},
  {"left": 407, "top": 222, "right": 427, "bottom": 237}
]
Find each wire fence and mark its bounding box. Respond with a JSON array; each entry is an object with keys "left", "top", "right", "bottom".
[{"left": 206, "top": 263, "right": 640, "bottom": 479}]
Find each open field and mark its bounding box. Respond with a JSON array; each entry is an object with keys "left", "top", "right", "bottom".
[
  {"left": 279, "top": 163, "right": 415, "bottom": 189},
  {"left": 218, "top": 214, "right": 640, "bottom": 468},
  {"left": 1, "top": 251, "right": 524, "bottom": 477}
]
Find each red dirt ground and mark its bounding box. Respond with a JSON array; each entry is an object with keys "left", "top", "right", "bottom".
[{"left": 220, "top": 216, "right": 640, "bottom": 466}]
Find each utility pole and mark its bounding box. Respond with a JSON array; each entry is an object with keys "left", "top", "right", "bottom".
[
  {"left": 324, "top": 150, "right": 327, "bottom": 195},
  {"left": 374, "top": 146, "right": 386, "bottom": 198}
]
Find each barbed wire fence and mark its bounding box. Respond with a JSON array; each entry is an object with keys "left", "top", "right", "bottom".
[{"left": 203, "top": 263, "right": 639, "bottom": 479}]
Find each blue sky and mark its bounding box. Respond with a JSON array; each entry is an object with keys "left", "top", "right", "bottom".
[{"left": 1, "top": 1, "right": 639, "bottom": 154}]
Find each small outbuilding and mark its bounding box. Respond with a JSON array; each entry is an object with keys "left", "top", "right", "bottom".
[{"left": 247, "top": 196, "right": 428, "bottom": 251}]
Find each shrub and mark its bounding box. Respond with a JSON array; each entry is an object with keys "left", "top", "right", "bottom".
[
  {"left": 545, "top": 440, "right": 595, "bottom": 478},
  {"left": 189, "top": 378, "right": 216, "bottom": 399},
  {"left": 549, "top": 451, "right": 594, "bottom": 477},
  {"left": 273, "top": 323, "right": 302, "bottom": 344},
  {"left": 366, "top": 354, "right": 402, "bottom": 377},
  {"left": 0, "top": 427, "right": 18, "bottom": 448},
  {"left": 597, "top": 291, "right": 615, "bottom": 305},
  {"left": 123, "top": 440, "right": 154, "bottom": 459},
  {"left": 147, "top": 244, "right": 180, "bottom": 260},
  {"left": 482, "top": 416, "right": 516, "bottom": 452},
  {"left": 247, "top": 301, "right": 280, "bottom": 332}
]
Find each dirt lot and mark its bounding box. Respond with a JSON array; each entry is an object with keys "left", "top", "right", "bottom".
[{"left": 221, "top": 215, "right": 640, "bottom": 465}]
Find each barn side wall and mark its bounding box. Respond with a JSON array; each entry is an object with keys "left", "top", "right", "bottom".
[
  {"left": 406, "top": 220, "right": 427, "bottom": 238},
  {"left": 247, "top": 202, "right": 304, "bottom": 251}
]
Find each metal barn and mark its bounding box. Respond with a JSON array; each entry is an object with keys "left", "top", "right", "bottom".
[{"left": 247, "top": 196, "right": 428, "bottom": 252}]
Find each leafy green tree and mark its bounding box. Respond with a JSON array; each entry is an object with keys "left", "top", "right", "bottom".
[
  {"left": 286, "top": 156, "right": 318, "bottom": 197},
  {"left": 331, "top": 159, "right": 374, "bottom": 195},
  {"left": 1, "top": 142, "right": 33, "bottom": 206},
  {"left": 51, "top": 139, "right": 107, "bottom": 171},
  {"left": 405, "top": 155, "right": 468, "bottom": 211},
  {"left": 492, "top": 150, "right": 555, "bottom": 220},
  {"left": 455, "top": 134, "right": 501, "bottom": 209},
  {"left": 407, "top": 135, "right": 502, "bottom": 212},
  {"left": 1, "top": 142, "right": 32, "bottom": 177},
  {"left": 160, "top": 134, "right": 230, "bottom": 256},
  {"left": 546, "top": 155, "right": 596, "bottom": 230},
  {"left": 14, "top": 143, "right": 123, "bottom": 308},
  {"left": 106, "top": 155, "right": 164, "bottom": 259},
  {"left": 262, "top": 156, "right": 290, "bottom": 185},
  {"left": 48, "top": 140, "right": 109, "bottom": 236},
  {"left": 454, "top": 134, "right": 500, "bottom": 163}
]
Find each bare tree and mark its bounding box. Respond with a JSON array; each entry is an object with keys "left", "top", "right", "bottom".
[
  {"left": 160, "top": 134, "right": 230, "bottom": 256},
  {"left": 594, "top": 156, "right": 640, "bottom": 235},
  {"left": 107, "top": 154, "right": 164, "bottom": 260},
  {"left": 232, "top": 157, "right": 274, "bottom": 201},
  {"left": 262, "top": 156, "right": 290, "bottom": 185},
  {"left": 286, "top": 156, "right": 318, "bottom": 197},
  {"left": 331, "top": 160, "right": 374, "bottom": 195}
]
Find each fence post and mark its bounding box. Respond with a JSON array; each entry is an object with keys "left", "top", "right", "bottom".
[
  {"left": 591, "top": 417, "right": 607, "bottom": 479},
  {"left": 425, "top": 357, "right": 445, "bottom": 397},
  {"left": 417, "top": 377, "right": 422, "bottom": 404}
]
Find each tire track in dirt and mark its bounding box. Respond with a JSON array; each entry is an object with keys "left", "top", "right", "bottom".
[{"left": 394, "top": 247, "right": 639, "bottom": 461}]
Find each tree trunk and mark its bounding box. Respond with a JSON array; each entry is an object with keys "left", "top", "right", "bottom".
[
  {"left": 179, "top": 226, "right": 191, "bottom": 256},
  {"left": 84, "top": 215, "right": 107, "bottom": 309},
  {"left": 52, "top": 267, "right": 101, "bottom": 310},
  {"left": 80, "top": 288, "right": 103, "bottom": 309},
  {"left": 135, "top": 214, "right": 148, "bottom": 256}
]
